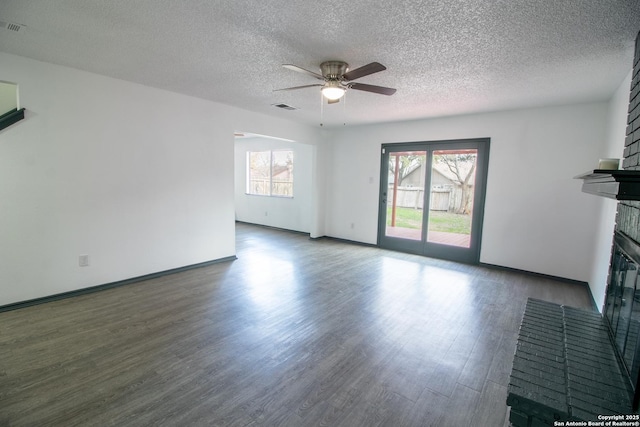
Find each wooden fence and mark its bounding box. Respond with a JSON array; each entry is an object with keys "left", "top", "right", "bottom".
[{"left": 390, "top": 186, "right": 463, "bottom": 212}]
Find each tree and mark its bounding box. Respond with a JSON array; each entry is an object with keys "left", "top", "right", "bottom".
[
  {"left": 434, "top": 153, "right": 476, "bottom": 214},
  {"left": 389, "top": 153, "right": 424, "bottom": 186}
]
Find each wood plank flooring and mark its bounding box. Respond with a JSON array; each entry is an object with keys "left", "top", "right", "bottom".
[{"left": 0, "top": 222, "right": 594, "bottom": 426}]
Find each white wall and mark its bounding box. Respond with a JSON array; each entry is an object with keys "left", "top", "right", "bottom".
[
  {"left": 324, "top": 103, "right": 609, "bottom": 283},
  {"left": 234, "top": 135, "right": 313, "bottom": 233},
  {"left": 588, "top": 69, "right": 633, "bottom": 311},
  {"left": 0, "top": 52, "right": 320, "bottom": 306}
]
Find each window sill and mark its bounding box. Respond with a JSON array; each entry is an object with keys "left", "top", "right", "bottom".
[{"left": 245, "top": 193, "right": 294, "bottom": 199}]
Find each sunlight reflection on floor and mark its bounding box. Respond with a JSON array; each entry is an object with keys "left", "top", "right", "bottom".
[
  {"left": 371, "top": 256, "right": 475, "bottom": 346},
  {"left": 244, "top": 252, "right": 299, "bottom": 309}
]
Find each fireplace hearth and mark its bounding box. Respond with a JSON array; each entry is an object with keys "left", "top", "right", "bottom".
[{"left": 507, "top": 298, "right": 633, "bottom": 425}]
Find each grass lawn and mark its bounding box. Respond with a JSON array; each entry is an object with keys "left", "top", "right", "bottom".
[{"left": 387, "top": 207, "right": 471, "bottom": 235}]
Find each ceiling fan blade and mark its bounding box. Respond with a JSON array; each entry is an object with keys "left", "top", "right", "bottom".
[
  {"left": 283, "top": 64, "right": 324, "bottom": 80},
  {"left": 349, "top": 83, "right": 396, "bottom": 96},
  {"left": 273, "top": 84, "right": 323, "bottom": 92},
  {"left": 342, "top": 62, "right": 386, "bottom": 81}
]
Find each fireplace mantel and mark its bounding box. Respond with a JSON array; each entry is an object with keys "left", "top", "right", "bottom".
[{"left": 574, "top": 169, "right": 640, "bottom": 201}]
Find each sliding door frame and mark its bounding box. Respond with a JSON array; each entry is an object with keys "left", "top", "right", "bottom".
[{"left": 377, "top": 138, "right": 490, "bottom": 264}]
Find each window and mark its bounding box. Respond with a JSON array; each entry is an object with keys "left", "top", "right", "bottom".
[{"left": 247, "top": 150, "right": 293, "bottom": 197}]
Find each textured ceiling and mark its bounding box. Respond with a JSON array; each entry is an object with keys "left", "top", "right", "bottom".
[{"left": 1, "top": 0, "right": 639, "bottom": 127}]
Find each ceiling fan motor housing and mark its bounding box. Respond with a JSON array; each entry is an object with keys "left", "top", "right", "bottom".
[{"left": 320, "top": 61, "right": 348, "bottom": 80}]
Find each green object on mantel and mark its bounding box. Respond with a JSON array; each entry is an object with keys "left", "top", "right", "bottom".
[
  {"left": 0, "top": 108, "right": 25, "bottom": 132},
  {"left": 574, "top": 169, "right": 640, "bottom": 201}
]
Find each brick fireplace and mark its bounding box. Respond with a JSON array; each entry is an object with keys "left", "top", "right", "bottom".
[
  {"left": 617, "top": 29, "right": 640, "bottom": 238},
  {"left": 506, "top": 30, "right": 640, "bottom": 424},
  {"left": 603, "top": 28, "right": 640, "bottom": 410}
]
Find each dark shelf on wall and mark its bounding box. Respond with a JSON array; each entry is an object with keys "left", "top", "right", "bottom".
[
  {"left": 0, "top": 108, "right": 25, "bottom": 132},
  {"left": 574, "top": 169, "right": 640, "bottom": 201}
]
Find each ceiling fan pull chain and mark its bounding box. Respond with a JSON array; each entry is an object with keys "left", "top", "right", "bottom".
[
  {"left": 320, "top": 91, "right": 324, "bottom": 126},
  {"left": 343, "top": 92, "right": 347, "bottom": 126}
]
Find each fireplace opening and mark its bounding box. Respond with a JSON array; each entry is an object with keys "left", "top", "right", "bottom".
[{"left": 604, "top": 231, "right": 640, "bottom": 409}]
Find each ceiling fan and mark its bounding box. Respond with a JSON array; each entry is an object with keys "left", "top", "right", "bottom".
[{"left": 275, "top": 61, "right": 396, "bottom": 103}]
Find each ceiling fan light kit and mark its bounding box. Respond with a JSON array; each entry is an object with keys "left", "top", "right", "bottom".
[
  {"left": 321, "top": 80, "right": 346, "bottom": 100},
  {"left": 276, "top": 60, "right": 396, "bottom": 104}
]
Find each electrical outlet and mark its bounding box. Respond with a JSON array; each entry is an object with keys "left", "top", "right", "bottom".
[{"left": 79, "top": 255, "right": 89, "bottom": 267}]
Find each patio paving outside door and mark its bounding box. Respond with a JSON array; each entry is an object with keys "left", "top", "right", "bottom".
[{"left": 378, "top": 138, "right": 490, "bottom": 264}]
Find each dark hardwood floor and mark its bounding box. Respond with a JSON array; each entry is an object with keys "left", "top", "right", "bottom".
[{"left": 0, "top": 223, "right": 593, "bottom": 426}]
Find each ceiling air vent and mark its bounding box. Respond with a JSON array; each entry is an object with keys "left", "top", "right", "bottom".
[
  {"left": 272, "top": 103, "right": 298, "bottom": 111},
  {"left": 0, "top": 21, "right": 26, "bottom": 33}
]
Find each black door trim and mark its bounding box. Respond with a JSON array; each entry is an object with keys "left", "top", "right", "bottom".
[{"left": 377, "top": 137, "right": 490, "bottom": 264}]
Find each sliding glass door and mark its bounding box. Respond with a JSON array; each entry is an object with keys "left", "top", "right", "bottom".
[{"left": 378, "top": 139, "right": 490, "bottom": 264}]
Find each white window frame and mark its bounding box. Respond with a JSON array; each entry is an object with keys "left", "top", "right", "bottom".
[{"left": 246, "top": 150, "right": 294, "bottom": 198}]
